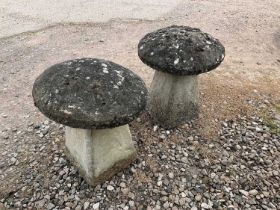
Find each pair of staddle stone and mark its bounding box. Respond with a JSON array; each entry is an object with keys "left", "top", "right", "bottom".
[
  {"left": 138, "top": 25, "right": 225, "bottom": 128},
  {"left": 32, "top": 25, "right": 225, "bottom": 187},
  {"left": 32, "top": 58, "right": 148, "bottom": 186}
]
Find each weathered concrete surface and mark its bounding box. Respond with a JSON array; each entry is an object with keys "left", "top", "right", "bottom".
[
  {"left": 32, "top": 58, "right": 148, "bottom": 129},
  {"left": 0, "top": 0, "right": 181, "bottom": 38},
  {"left": 148, "top": 71, "right": 199, "bottom": 128},
  {"left": 138, "top": 25, "right": 225, "bottom": 75},
  {"left": 65, "top": 125, "right": 136, "bottom": 186}
]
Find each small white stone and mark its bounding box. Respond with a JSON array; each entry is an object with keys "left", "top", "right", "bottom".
[
  {"left": 63, "top": 110, "right": 72, "bottom": 115},
  {"left": 174, "top": 58, "right": 179, "bottom": 65},
  {"left": 236, "top": 145, "right": 241, "bottom": 150},
  {"left": 92, "top": 202, "right": 100, "bottom": 209},
  {"left": 86, "top": 77, "right": 90, "bottom": 80},
  {"left": 163, "top": 202, "right": 169, "bottom": 208},
  {"left": 263, "top": 191, "right": 270, "bottom": 197},
  {"left": 239, "top": 190, "right": 249, "bottom": 197},
  {"left": 168, "top": 172, "right": 174, "bottom": 179},
  {"left": 107, "top": 185, "right": 114, "bottom": 191},
  {"left": 10, "top": 157, "right": 17, "bottom": 165},
  {"left": 84, "top": 201, "right": 90, "bottom": 210},
  {"left": 240, "top": 165, "right": 246, "bottom": 169},
  {"left": 129, "top": 201, "right": 135, "bottom": 207},
  {"left": 195, "top": 194, "right": 202, "bottom": 201},
  {"left": 249, "top": 189, "right": 258, "bottom": 196},
  {"left": 180, "top": 192, "right": 187, "bottom": 198},
  {"left": 157, "top": 181, "right": 162, "bottom": 186},
  {"left": 181, "top": 157, "right": 188, "bottom": 163},
  {"left": 120, "top": 182, "right": 126, "bottom": 188},
  {"left": 68, "top": 105, "right": 76, "bottom": 109},
  {"left": 153, "top": 125, "right": 158, "bottom": 132},
  {"left": 201, "top": 203, "right": 210, "bottom": 209},
  {"left": 210, "top": 173, "right": 216, "bottom": 179}
]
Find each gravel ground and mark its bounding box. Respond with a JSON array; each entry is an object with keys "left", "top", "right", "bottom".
[
  {"left": 1, "top": 0, "right": 280, "bottom": 209},
  {"left": 1, "top": 100, "right": 279, "bottom": 210}
]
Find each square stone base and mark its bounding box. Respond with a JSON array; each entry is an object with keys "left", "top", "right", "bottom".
[{"left": 65, "top": 124, "right": 137, "bottom": 186}]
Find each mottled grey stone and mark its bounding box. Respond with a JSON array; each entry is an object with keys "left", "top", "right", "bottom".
[
  {"left": 32, "top": 58, "right": 147, "bottom": 129},
  {"left": 148, "top": 71, "right": 199, "bottom": 128},
  {"left": 138, "top": 25, "right": 225, "bottom": 75},
  {"left": 65, "top": 125, "right": 136, "bottom": 186}
]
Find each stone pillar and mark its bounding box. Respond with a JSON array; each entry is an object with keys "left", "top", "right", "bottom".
[
  {"left": 65, "top": 125, "right": 137, "bottom": 186},
  {"left": 148, "top": 71, "right": 199, "bottom": 128}
]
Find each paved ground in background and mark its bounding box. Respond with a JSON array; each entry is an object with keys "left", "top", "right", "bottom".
[
  {"left": 1, "top": 0, "right": 279, "bottom": 132},
  {"left": 0, "top": 0, "right": 181, "bottom": 38},
  {"left": 0, "top": 0, "right": 280, "bottom": 209}
]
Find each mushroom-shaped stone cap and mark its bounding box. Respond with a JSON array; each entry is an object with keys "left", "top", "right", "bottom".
[
  {"left": 138, "top": 25, "right": 225, "bottom": 75},
  {"left": 32, "top": 58, "right": 148, "bottom": 129}
]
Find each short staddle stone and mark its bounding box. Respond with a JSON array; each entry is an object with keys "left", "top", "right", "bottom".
[
  {"left": 138, "top": 25, "right": 225, "bottom": 75},
  {"left": 32, "top": 58, "right": 147, "bottom": 129},
  {"left": 65, "top": 125, "right": 137, "bottom": 186},
  {"left": 148, "top": 71, "right": 199, "bottom": 128}
]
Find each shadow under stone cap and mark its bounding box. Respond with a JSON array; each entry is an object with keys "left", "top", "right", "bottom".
[
  {"left": 32, "top": 58, "right": 148, "bottom": 129},
  {"left": 138, "top": 25, "right": 225, "bottom": 75}
]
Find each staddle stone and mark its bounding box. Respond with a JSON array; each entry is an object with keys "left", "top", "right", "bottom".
[
  {"left": 32, "top": 58, "right": 148, "bottom": 186},
  {"left": 138, "top": 26, "right": 225, "bottom": 128}
]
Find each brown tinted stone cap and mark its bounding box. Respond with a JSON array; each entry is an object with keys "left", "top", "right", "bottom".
[
  {"left": 138, "top": 25, "right": 225, "bottom": 75},
  {"left": 32, "top": 58, "right": 148, "bottom": 129}
]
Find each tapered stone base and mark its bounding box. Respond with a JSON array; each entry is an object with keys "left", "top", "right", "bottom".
[
  {"left": 148, "top": 71, "right": 199, "bottom": 128},
  {"left": 65, "top": 125, "right": 137, "bottom": 186}
]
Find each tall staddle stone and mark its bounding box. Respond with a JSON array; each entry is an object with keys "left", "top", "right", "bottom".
[{"left": 138, "top": 25, "right": 225, "bottom": 128}]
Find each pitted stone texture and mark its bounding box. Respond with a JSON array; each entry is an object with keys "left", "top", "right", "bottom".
[
  {"left": 32, "top": 58, "right": 147, "bottom": 129},
  {"left": 138, "top": 25, "right": 225, "bottom": 75},
  {"left": 148, "top": 71, "right": 199, "bottom": 128},
  {"left": 65, "top": 125, "right": 137, "bottom": 186}
]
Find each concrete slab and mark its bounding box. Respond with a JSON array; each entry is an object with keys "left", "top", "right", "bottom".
[{"left": 0, "top": 0, "right": 181, "bottom": 38}]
